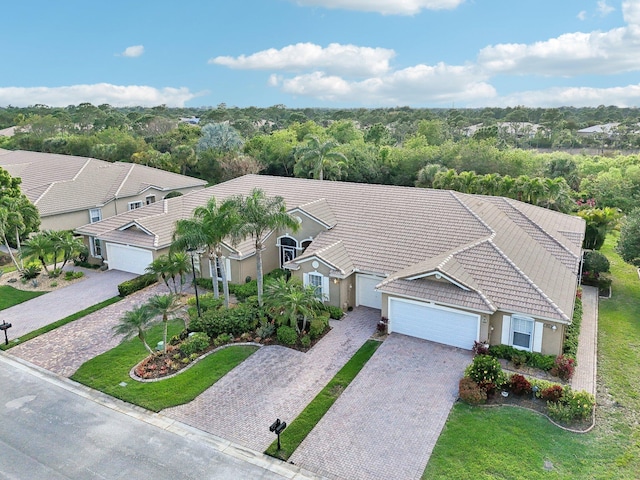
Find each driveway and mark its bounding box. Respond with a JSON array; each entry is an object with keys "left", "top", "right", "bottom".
[
  {"left": 3, "top": 268, "right": 136, "bottom": 339},
  {"left": 163, "top": 307, "right": 379, "bottom": 452},
  {"left": 290, "top": 334, "right": 471, "bottom": 480}
]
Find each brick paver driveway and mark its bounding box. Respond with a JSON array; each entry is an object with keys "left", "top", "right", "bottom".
[
  {"left": 290, "top": 334, "right": 471, "bottom": 480},
  {"left": 162, "top": 307, "right": 379, "bottom": 452}
]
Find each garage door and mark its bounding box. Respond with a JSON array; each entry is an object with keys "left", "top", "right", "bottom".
[
  {"left": 389, "top": 298, "right": 479, "bottom": 350},
  {"left": 356, "top": 274, "right": 384, "bottom": 309},
  {"left": 105, "top": 243, "right": 153, "bottom": 275}
]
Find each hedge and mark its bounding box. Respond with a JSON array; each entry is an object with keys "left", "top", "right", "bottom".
[{"left": 117, "top": 273, "right": 157, "bottom": 297}]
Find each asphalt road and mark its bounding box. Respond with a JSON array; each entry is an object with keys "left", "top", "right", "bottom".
[{"left": 0, "top": 354, "right": 317, "bottom": 480}]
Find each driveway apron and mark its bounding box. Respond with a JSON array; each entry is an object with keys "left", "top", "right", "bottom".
[
  {"left": 162, "top": 307, "right": 379, "bottom": 452},
  {"left": 290, "top": 334, "right": 471, "bottom": 480},
  {"left": 3, "top": 268, "right": 136, "bottom": 339}
]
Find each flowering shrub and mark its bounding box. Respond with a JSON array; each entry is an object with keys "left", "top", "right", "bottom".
[
  {"left": 547, "top": 386, "right": 594, "bottom": 422},
  {"left": 509, "top": 374, "right": 532, "bottom": 396},
  {"left": 458, "top": 377, "right": 487, "bottom": 405},
  {"left": 551, "top": 355, "right": 575, "bottom": 381},
  {"left": 465, "top": 355, "right": 505, "bottom": 393},
  {"left": 472, "top": 340, "right": 489, "bottom": 356},
  {"left": 540, "top": 384, "right": 564, "bottom": 402}
]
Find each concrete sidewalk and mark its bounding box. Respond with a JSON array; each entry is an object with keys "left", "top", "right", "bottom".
[
  {"left": 2, "top": 268, "right": 136, "bottom": 338},
  {"left": 571, "top": 285, "right": 598, "bottom": 396}
]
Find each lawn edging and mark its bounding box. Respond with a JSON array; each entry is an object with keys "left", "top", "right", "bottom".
[
  {"left": 264, "top": 338, "right": 381, "bottom": 460},
  {"left": 0, "top": 296, "right": 122, "bottom": 351}
]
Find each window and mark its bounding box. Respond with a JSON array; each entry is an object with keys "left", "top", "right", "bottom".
[
  {"left": 90, "top": 237, "right": 102, "bottom": 257},
  {"left": 301, "top": 240, "right": 312, "bottom": 253},
  {"left": 511, "top": 316, "right": 534, "bottom": 350},
  {"left": 89, "top": 208, "right": 102, "bottom": 223},
  {"left": 145, "top": 195, "right": 156, "bottom": 205},
  {"left": 128, "top": 201, "right": 143, "bottom": 211},
  {"left": 279, "top": 236, "right": 297, "bottom": 267},
  {"left": 308, "top": 273, "right": 323, "bottom": 299},
  {"left": 209, "top": 257, "right": 231, "bottom": 282}
]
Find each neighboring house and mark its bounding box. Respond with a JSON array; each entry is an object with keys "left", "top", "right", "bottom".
[
  {"left": 576, "top": 123, "right": 620, "bottom": 138},
  {"left": 0, "top": 149, "right": 207, "bottom": 232},
  {"left": 0, "top": 126, "right": 16, "bottom": 137},
  {"left": 464, "top": 122, "right": 541, "bottom": 138},
  {"left": 76, "top": 174, "right": 585, "bottom": 356}
]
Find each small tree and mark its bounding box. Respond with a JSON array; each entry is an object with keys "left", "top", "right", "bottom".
[
  {"left": 112, "top": 305, "right": 157, "bottom": 355},
  {"left": 264, "top": 277, "right": 322, "bottom": 334},
  {"left": 616, "top": 207, "right": 640, "bottom": 266},
  {"left": 147, "top": 294, "right": 180, "bottom": 353}
]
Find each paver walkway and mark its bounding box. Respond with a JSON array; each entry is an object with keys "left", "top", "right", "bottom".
[
  {"left": 290, "top": 334, "right": 471, "bottom": 480},
  {"left": 571, "top": 285, "right": 598, "bottom": 395},
  {"left": 3, "top": 268, "right": 136, "bottom": 338},
  {"left": 163, "top": 307, "right": 379, "bottom": 452},
  {"left": 10, "top": 283, "right": 172, "bottom": 377}
]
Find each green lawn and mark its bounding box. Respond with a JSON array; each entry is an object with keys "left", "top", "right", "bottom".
[
  {"left": 265, "top": 339, "right": 381, "bottom": 460},
  {"left": 0, "top": 296, "right": 122, "bottom": 351},
  {"left": 423, "top": 234, "right": 640, "bottom": 479},
  {"left": 71, "top": 320, "right": 259, "bottom": 412},
  {"left": 0, "top": 285, "right": 45, "bottom": 310}
]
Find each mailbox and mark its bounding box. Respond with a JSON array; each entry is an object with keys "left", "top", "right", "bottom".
[
  {"left": 0, "top": 321, "right": 11, "bottom": 345},
  {"left": 269, "top": 419, "right": 281, "bottom": 432},
  {"left": 0, "top": 322, "right": 11, "bottom": 331},
  {"left": 274, "top": 421, "right": 287, "bottom": 435}
]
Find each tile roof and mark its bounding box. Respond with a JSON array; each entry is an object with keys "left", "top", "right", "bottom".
[
  {"left": 76, "top": 174, "right": 584, "bottom": 322},
  {"left": 0, "top": 149, "right": 207, "bottom": 216}
]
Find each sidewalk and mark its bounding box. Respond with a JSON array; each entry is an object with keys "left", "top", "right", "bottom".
[{"left": 571, "top": 286, "right": 598, "bottom": 396}]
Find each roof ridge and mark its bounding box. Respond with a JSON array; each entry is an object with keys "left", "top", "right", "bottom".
[
  {"left": 451, "top": 191, "right": 496, "bottom": 237},
  {"left": 502, "top": 198, "right": 580, "bottom": 262},
  {"left": 488, "top": 239, "right": 569, "bottom": 321},
  {"left": 72, "top": 158, "right": 92, "bottom": 181},
  {"left": 33, "top": 182, "right": 54, "bottom": 206},
  {"left": 113, "top": 163, "right": 135, "bottom": 199}
]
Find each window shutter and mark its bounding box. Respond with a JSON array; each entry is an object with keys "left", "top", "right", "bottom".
[
  {"left": 225, "top": 258, "right": 231, "bottom": 282},
  {"left": 303, "top": 272, "right": 309, "bottom": 287},
  {"left": 322, "top": 276, "right": 330, "bottom": 302},
  {"left": 533, "top": 321, "right": 544, "bottom": 353},
  {"left": 501, "top": 315, "right": 511, "bottom": 345},
  {"left": 208, "top": 258, "right": 214, "bottom": 279}
]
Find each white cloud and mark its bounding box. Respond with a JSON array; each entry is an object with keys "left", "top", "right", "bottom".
[
  {"left": 292, "top": 0, "right": 464, "bottom": 15},
  {"left": 597, "top": 0, "right": 615, "bottom": 16},
  {"left": 477, "top": 26, "right": 640, "bottom": 76},
  {"left": 577, "top": 10, "right": 587, "bottom": 20},
  {"left": 0, "top": 84, "right": 198, "bottom": 107},
  {"left": 211, "top": 43, "right": 395, "bottom": 77},
  {"left": 119, "top": 45, "right": 145, "bottom": 58},
  {"left": 623, "top": 0, "right": 640, "bottom": 25},
  {"left": 487, "top": 84, "right": 640, "bottom": 108},
  {"left": 275, "top": 64, "right": 495, "bottom": 105}
]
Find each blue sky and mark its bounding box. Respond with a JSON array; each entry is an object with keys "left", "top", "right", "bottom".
[{"left": 2, "top": 0, "right": 639, "bottom": 109}]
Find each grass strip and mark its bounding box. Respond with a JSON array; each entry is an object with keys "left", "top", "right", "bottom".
[
  {"left": 71, "top": 320, "right": 258, "bottom": 412},
  {"left": 265, "top": 339, "right": 381, "bottom": 460},
  {"left": 0, "top": 296, "right": 122, "bottom": 351},
  {"left": 0, "top": 285, "right": 45, "bottom": 310}
]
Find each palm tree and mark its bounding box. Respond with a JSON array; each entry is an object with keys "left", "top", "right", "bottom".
[
  {"left": 146, "top": 255, "right": 172, "bottom": 292},
  {"left": 147, "top": 294, "right": 180, "bottom": 353},
  {"left": 0, "top": 196, "right": 40, "bottom": 272},
  {"left": 294, "top": 135, "right": 348, "bottom": 181},
  {"left": 145, "top": 253, "right": 191, "bottom": 294},
  {"left": 56, "top": 232, "right": 86, "bottom": 269},
  {"left": 112, "top": 304, "right": 157, "bottom": 355},
  {"left": 172, "top": 197, "right": 239, "bottom": 308},
  {"left": 264, "top": 277, "right": 322, "bottom": 333},
  {"left": 21, "top": 232, "right": 53, "bottom": 275},
  {"left": 230, "top": 188, "right": 300, "bottom": 306}
]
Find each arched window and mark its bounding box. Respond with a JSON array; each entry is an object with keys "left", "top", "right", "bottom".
[
  {"left": 279, "top": 236, "right": 298, "bottom": 267},
  {"left": 301, "top": 239, "right": 312, "bottom": 253}
]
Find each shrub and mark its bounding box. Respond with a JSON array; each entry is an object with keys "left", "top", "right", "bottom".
[
  {"left": 64, "top": 270, "right": 84, "bottom": 281},
  {"left": 547, "top": 401, "right": 575, "bottom": 423},
  {"left": 529, "top": 378, "right": 559, "bottom": 398},
  {"left": 488, "top": 344, "right": 556, "bottom": 372},
  {"left": 213, "top": 333, "right": 233, "bottom": 347},
  {"left": 324, "top": 305, "right": 344, "bottom": 320},
  {"left": 309, "top": 313, "right": 330, "bottom": 339},
  {"left": 49, "top": 268, "right": 63, "bottom": 278},
  {"left": 511, "top": 352, "right": 529, "bottom": 368},
  {"left": 20, "top": 263, "right": 41, "bottom": 280},
  {"left": 188, "top": 293, "right": 224, "bottom": 313},
  {"left": 551, "top": 355, "right": 575, "bottom": 381},
  {"left": 472, "top": 340, "right": 489, "bottom": 356},
  {"left": 541, "top": 384, "right": 564, "bottom": 402},
  {"left": 563, "top": 297, "right": 582, "bottom": 358},
  {"left": 256, "top": 318, "right": 276, "bottom": 338},
  {"left": 118, "top": 273, "right": 157, "bottom": 296},
  {"left": 458, "top": 377, "right": 487, "bottom": 405},
  {"left": 509, "top": 374, "right": 532, "bottom": 396},
  {"left": 528, "top": 354, "right": 556, "bottom": 371},
  {"left": 277, "top": 325, "right": 298, "bottom": 345},
  {"left": 583, "top": 250, "right": 610, "bottom": 275},
  {"left": 189, "top": 302, "right": 259, "bottom": 338},
  {"left": 179, "top": 332, "right": 210, "bottom": 356},
  {"left": 195, "top": 277, "right": 214, "bottom": 290},
  {"left": 229, "top": 280, "right": 258, "bottom": 301},
  {"left": 465, "top": 355, "right": 505, "bottom": 393},
  {"left": 564, "top": 389, "right": 595, "bottom": 420},
  {"left": 300, "top": 335, "right": 311, "bottom": 348}
]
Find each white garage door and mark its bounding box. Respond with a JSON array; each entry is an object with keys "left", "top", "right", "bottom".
[
  {"left": 356, "top": 274, "right": 384, "bottom": 309},
  {"left": 105, "top": 243, "right": 154, "bottom": 275},
  {"left": 389, "top": 298, "right": 479, "bottom": 350}
]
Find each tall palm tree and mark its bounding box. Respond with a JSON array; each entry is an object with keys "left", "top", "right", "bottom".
[
  {"left": 146, "top": 255, "right": 172, "bottom": 292},
  {"left": 112, "top": 304, "right": 157, "bottom": 355},
  {"left": 147, "top": 294, "right": 180, "bottom": 353},
  {"left": 172, "top": 197, "right": 239, "bottom": 308},
  {"left": 230, "top": 188, "right": 299, "bottom": 306},
  {"left": 0, "top": 196, "right": 40, "bottom": 272},
  {"left": 145, "top": 253, "right": 191, "bottom": 294},
  {"left": 294, "top": 135, "right": 348, "bottom": 181}
]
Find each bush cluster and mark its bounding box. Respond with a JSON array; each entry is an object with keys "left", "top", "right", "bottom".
[
  {"left": 563, "top": 297, "right": 582, "bottom": 358},
  {"left": 189, "top": 302, "right": 260, "bottom": 338},
  {"left": 509, "top": 374, "right": 532, "bottom": 396},
  {"left": 465, "top": 355, "right": 505, "bottom": 393},
  {"left": 277, "top": 325, "right": 298, "bottom": 345},
  {"left": 540, "top": 384, "right": 564, "bottom": 402},
  {"left": 547, "top": 386, "right": 595, "bottom": 422},
  {"left": 178, "top": 332, "right": 210, "bottom": 356},
  {"left": 323, "top": 305, "right": 344, "bottom": 320},
  {"left": 64, "top": 270, "right": 84, "bottom": 281},
  {"left": 550, "top": 355, "right": 575, "bottom": 381},
  {"left": 487, "top": 345, "right": 556, "bottom": 371},
  {"left": 117, "top": 273, "right": 157, "bottom": 296},
  {"left": 309, "top": 314, "right": 330, "bottom": 339}
]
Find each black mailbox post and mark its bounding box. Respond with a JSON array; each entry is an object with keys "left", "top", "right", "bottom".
[
  {"left": 269, "top": 418, "right": 287, "bottom": 450},
  {"left": 0, "top": 321, "right": 12, "bottom": 346}
]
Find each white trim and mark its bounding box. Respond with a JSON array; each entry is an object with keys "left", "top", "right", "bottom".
[
  {"left": 378, "top": 290, "right": 493, "bottom": 315},
  {"left": 533, "top": 321, "right": 544, "bottom": 353},
  {"left": 511, "top": 315, "right": 535, "bottom": 351},
  {"left": 404, "top": 271, "right": 470, "bottom": 291},
  {"left": 294, "top": 255, "right": 336, "bottom": 271},
  {"left": 501, "top": 315, "right": 511, "bottom": 345},
  {"left": 356, "top": 273, "right": 385, "bottom": 309},
  {"left": 89, "top": 208, "right": 102, "bottom": 223},
  {"left": 118, "top": 221, "right": 154, "bottom": 236},
  {"left": 128, "top": 201, "right": 143, "bottom": 211},
  {"left": 287, "top": 207, "right": 332, "bottom": 229}
]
